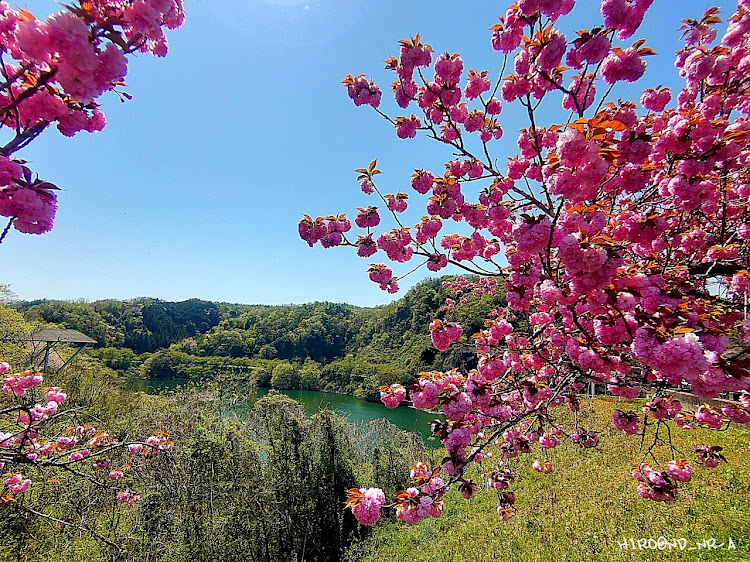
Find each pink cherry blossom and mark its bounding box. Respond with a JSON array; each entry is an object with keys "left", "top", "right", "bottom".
[
  {"left": 344, "top": 74, "right": 382, "bottom": 108},
  {"left": 532, "top": 459, "right": 553, "bottom": 474},
  {"left": 128, "top": 443, "right": 144, "bottom": 455},
  {"left": 380, "top": 384, "right": 407, "bottom": 409},
  {"left": 640, "top": 87, "right": 671, "bottom": 111},
  {"left": 465, "top": 69, "right": 491, "bottom": 100},
  {"left": 665, "top": 459, "right": 692, "bottom": 482},
  {"left": 309, "top": 0, "right": 750, "bottom": 519},
  {"left": 430, "top": 319, "right": 462, "bottom": 352},
  {"left": 350, "top": 487, "right": 386, "bottom": 525},
  {"left": 601, "top": 46, "right": 647, "bottom": 84},
  {"left": 355, "top": 206, "right": 381, "bottom": 228},
  {"left": 613, "top": 410, "right": 639, "bottom": 434},
  {"left": 396, "top": 115, "right": 421, "bottom": 139}
]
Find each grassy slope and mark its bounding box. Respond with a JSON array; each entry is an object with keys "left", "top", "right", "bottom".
[{"left": 347, "top": 397, "right": 750, "bottom": 562}]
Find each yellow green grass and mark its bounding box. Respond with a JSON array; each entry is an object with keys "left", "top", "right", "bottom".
[{"left": 347, "top": 397, "right": 750, "bottom": 562}]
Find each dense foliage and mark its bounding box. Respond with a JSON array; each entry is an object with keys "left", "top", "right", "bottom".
[
  {"left": 15, "top": 276, "right": 507, "bottom": 396},
  {"left": 21, "top": 298, "right": 220, "bottom": 353},
  {"left": 0, "top": 351, "right": 427, "bottom": 562}
]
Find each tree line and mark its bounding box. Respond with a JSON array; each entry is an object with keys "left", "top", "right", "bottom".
[{"left": 14, "top": 276, "right": 508, "bottom": 397}]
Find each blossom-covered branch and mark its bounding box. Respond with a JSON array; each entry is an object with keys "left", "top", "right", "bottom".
[
  {"left": 302, "top": 0, "right": 750, "bottom": 524},
  {"left": 0, "top": 0, "right": 185, "bottom": 238}
]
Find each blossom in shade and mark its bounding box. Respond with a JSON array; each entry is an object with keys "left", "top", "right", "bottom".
[
  {"left": 443, "top": 392, "right": 473, "bottom": 420},
  {"left": 695, "top": 444, "right": 724, "bottom": 468},
  {"left": 722, "top": 403, "right": 750, "bottom": 424},
  {"left": 613, "top": 410, "right": 639, "bottom": 434},
  {"left": 411, "top": 170, "right": 435, "bottom": 194},
  {"left": 347, "top": 487, "right": 386, "bottom": 525},
  {"left": 567, "top": 33, "right": 611, "bottom": 67},
  {"left": 355, "top": 207, "right": 380, "bottom": 228},
  {"left": 356, "top": 235, "right": 378, "bottom": 258},
  {"left": 496, "top": 491, "right": 517, "bottom": 519}
]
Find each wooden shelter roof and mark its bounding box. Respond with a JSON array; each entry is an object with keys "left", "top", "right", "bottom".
[{"left": 20, "top": 328, "right": 97, "bottom": 345}]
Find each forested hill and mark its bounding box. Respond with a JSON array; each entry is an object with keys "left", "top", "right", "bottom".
[
  {"left": 15, "top": 277, "right": 507, "bottom": 398},
  {"left": 19, "top": 297, "right": 221, "bottom": 353}
]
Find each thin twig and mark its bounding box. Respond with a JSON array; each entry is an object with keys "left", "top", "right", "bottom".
[{"left": 0, "top": 216, "right": 12, "bottom": 245}]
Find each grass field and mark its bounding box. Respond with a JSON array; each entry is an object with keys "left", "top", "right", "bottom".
[{"left": 346, "top": 396, "right": 750, "bottom": 562}]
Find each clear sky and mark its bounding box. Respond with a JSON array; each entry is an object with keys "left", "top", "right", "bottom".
[{"left": 1, "top": 0, "right": 738, "bottom": 306}]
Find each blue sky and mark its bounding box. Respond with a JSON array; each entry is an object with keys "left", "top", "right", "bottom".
[{"left": 1, "top": 0, "right": 737, "bottom": 306}]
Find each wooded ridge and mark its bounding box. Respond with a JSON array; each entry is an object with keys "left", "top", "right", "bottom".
[{"left": 14, "top": 276, "right": 508, "bottom": 399}]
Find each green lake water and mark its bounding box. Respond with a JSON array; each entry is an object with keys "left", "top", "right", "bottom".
[{"left": 128, "top": 379, "right": 443, "bottom": 445}]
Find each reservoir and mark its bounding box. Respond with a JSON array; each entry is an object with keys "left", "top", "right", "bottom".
[{"left": 129, "top": 379, "right": 443, "bottom": 446}]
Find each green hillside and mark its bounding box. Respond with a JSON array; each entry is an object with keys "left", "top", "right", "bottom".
[{"left": 15, "top": 276, "right": 507, "bottom": 398}]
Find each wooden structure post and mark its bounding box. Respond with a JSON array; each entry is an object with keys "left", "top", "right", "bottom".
[{"left": 18, "top": 329, "right": 98, "bottom": 372}]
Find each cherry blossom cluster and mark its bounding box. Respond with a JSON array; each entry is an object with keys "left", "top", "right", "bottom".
[
  {"left": 0, "top": 0, "right": 184, "bottom": 238},
  {"left": 632, "top": 461, "right": 691, "bottom": 502},
  {"left": 306, "top": 0, "right": 750, "bottom": 523},
  {"left": 1, "top": 364, "right": 172, "bottom": 506},
  {"left": 345, "top": 487, "right": 387, "bottom": 525},
  {"left": 379, "top": 383, "right": 406, "bottom": 409},
  {"left": 429, "top": 319, "right": 463, "bottom": 352},
  {"left": 347, "top": 462, "right": 448, "bottom": 526},
  {"left": 368, "top": 263, "right": 398, "bottom": 293}
]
